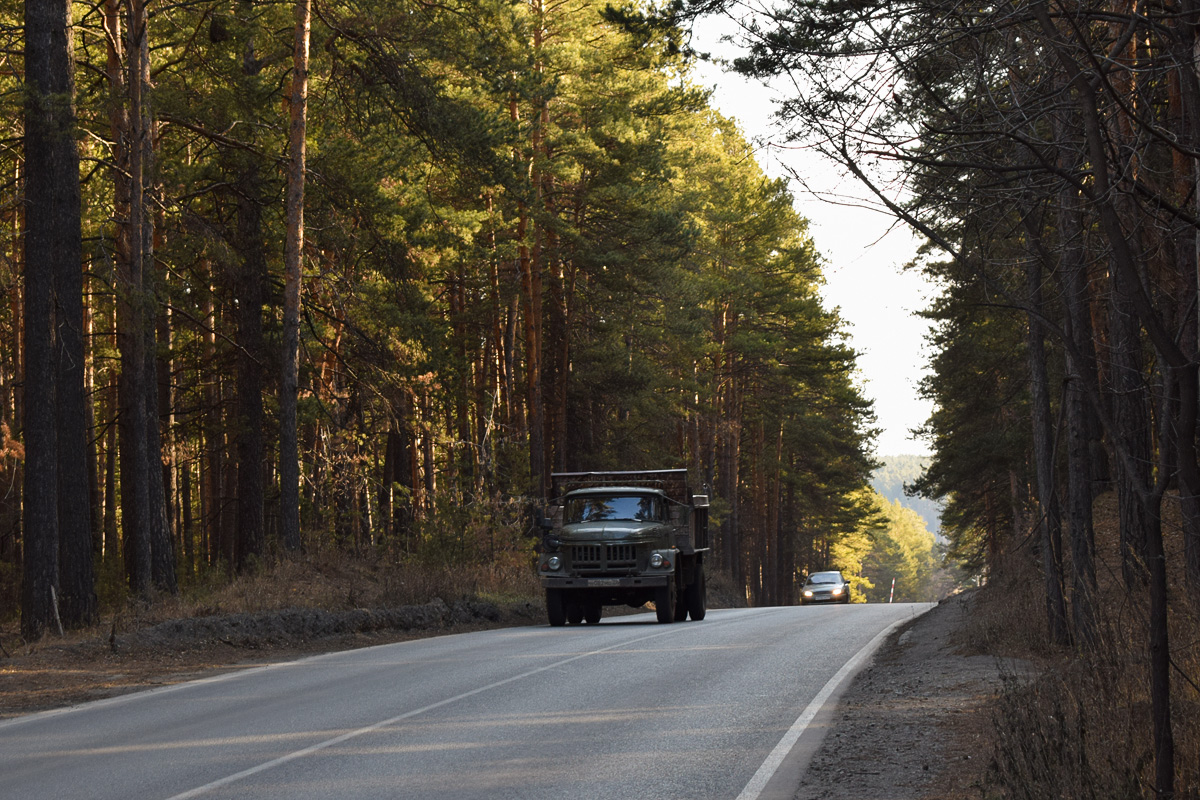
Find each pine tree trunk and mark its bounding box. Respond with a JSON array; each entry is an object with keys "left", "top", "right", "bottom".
[
  {"left": 222, "top": 443, "right": 239, "bottom": 569},
  {"left": 1144, "top": 502, "right": 1176, "bottom": 798},
  {"left": 1050, "top": 122, "right": 1098, "bottom": 648},
  {"left": 54, "top": 121, "right": 95, "bottom": 626},
  {"left": 395, "top": 399, "right": 415, "bottom": 549},
  {"left": 119, "top": 0, "right": 153, "bottom": 598},
  {"left": 768, "top": 422, "right": 783, "bottom": 605},
  {"left": 2, "top": 160, "right": 22, "bottom": 570},
  {"left": 1108, "top": 256, "right": 1153, "bottom": 588},
  {"left": 85, "top": 301, "right": 101, "bottom": 557},
  {"left": 158, "top": 299, "right": 177, "bottom": 548},
  {"left": 101, "top": 0, "right": 122, "bottom": 568},
  {"left": 181, "top": 453, "right": 193, "bottom": 574},
  {"left": 723, "top": 374, "right": 742, "bottom": 587},
  {"left": 1100, "top": 38, "right": 1154, "bottom": 590},
  {"left": 1023, "top": 251, "right": 1069, "bottom": 645},
  {"left": 451, "top": 274, "right": 471, "bottom": 485},
  {"left": 1061, "top": 266, "right": 1098, "bottom": 650},
  {"left": 1187, "top": 23, "right": 1200, "bottom": 606},
  {"left": 523, "top": 6, "right": 548, "bottom": 497},
  {"left": 545, "top": 238, "right": 570, "bottom": 474},
  {"left": 201, "top": 267, "right": 223, "bottom": 567},
  {"left": 103, "top": 374, "right": 118, "bottom": 561},
  {"left": 780, "top": 463, "right": 796, "bottom": 605},
  {"left": 485, "top": 194, "right": 511, "bottom": 434},
  {"left": 55, "top": 231, "right": 95, "bottom": 625},
  {"left": 280, "top": 0, "right": 310, "bottom": 555},
  {"left": 135, "top": 33, "right": 175, "bottom": 596},
  {"left": 234, "top": 167, "right": 267, "bottom": 569},
  {"left": 23, "top": 0, "right": 82, "bottom": 639},
  {"left": 379, "top": 425, "right": 397, "bottom": 543},
  {"left": 519, "top": 197, "right": 544, "bottom": 496}
]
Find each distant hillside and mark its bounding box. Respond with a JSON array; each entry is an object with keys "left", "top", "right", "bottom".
[{"left": 871, "top": 455, "right": 943, "bottom": 535}]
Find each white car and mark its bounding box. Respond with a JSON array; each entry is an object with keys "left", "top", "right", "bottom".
[{"left": 801, "top": 570, "right": 851, "bottom": 604}]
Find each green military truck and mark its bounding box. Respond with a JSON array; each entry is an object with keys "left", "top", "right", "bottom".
[{"left": 536, "top": 469, "right": 709, "bottom": 626}]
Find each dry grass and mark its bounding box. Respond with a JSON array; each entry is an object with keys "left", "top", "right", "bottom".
[
  {"left": 964, "top": 492, "right": 1200, "bottom": 799},
  {"left": 2, "top": 489, "right": 546, "bottom": 648},
  {"left": 0, "top": 543, "right": 543, "bottom": 655}
]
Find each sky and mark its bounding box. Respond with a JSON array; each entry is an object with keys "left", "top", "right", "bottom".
[{"left": 689, "top": 17, "right": 937, "bottom": 457}]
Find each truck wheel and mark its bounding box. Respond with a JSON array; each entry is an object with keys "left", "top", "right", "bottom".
[
  {"left": 673, "top": 576, "right": 689, "bottom": 621},
  {"left": 584, "top": 604, "right": 602, "bottom": 624},
  {"left": 686, "top": 564, "right": 707, "bottom": 621},
  {"left": 567, "top": 603, "right": 585, "bottom": 625},
  {"left": 654, "top": 581, "right": 676, "bottom": 624},
  {"left": 546, "top": 589, "right": 567, "bottom": 627}
]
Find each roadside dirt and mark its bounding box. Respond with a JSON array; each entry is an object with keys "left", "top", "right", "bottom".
[{"left": 793, "top": 590, "right": 1022, "bottom": 800}]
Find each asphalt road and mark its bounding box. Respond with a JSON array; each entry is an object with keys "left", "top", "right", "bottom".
[{"left": 0, "top": 603, "right": 933, "bottom": 800}]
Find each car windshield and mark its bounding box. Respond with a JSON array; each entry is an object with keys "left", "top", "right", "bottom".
[
  {"left": 565, "top": 494, "right": 661, "bottom": 524},
  {"left": 807, "top": 572, "right": 841, "bottom": 585}
]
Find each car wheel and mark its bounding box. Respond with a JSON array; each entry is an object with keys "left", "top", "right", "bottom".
[
  {"left": 546, "top": 589, "right": 567, "bottom": 627},
  {"left": 654, "top": 581, "right": 676, "bottom": 624}
]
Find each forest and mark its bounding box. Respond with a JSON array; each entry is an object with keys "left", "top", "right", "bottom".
[
  {"left": 690, "top": 0, "right": 1200, "bottom": 792},
  {"left": 4, "top": 0, "right": 889, "bottom": 644},
  {"left": 868, "top": 454, "right": 941, "bottom": 534}
]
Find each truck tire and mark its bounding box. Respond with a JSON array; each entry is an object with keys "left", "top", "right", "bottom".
[
  {"left": 567, "top": 603, "right": 585, "bottom": 625},
  {"left": 584, "top": 603, "right": 602, "bottom": 624},
  {"left": 673, "top": 575, "right": 689, "bottom": 622},
  {"left": 546, "top": 588, "right": 567, "bottom": 627},
  {"left": 686, "top": 564, "right": 707, "bottom": 621},
  {"left": 654, "top": 581, "right": 676, "bottom": 624}
]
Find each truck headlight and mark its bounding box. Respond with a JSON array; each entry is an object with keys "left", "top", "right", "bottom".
[
  {"left": 649, "top": 552, "right": 671, "bottom": 568},
  {"left": 546, "top": 556, "right": 562, "bottom": 571}
]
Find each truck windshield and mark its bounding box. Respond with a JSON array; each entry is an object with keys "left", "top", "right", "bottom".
[{"left": 565, "top": 494, "right": 661, "bottom": 523}]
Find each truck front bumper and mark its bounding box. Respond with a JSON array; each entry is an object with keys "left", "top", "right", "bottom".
[{"left": 540, "top": 575, "right": 669, "bottom": 589}]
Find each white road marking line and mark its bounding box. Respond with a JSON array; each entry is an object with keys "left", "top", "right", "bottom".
[
  {"left": 735, "top": 615, "right": 914, "bottom": 800},
  {"left": 0, "top": 642, "right": 377, "bottom": 732},
  {"left": 0, "top": 608, "right": 767, "bottom": 734},
  {"left": 165, "top": 626, "right": 693, "bottom": 799}
]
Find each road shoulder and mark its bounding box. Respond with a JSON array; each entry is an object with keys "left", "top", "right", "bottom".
[{"left": 792, "top": 591, "right": 1012, "bottom": 799}]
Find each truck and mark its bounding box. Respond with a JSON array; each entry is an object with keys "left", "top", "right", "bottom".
[{"left": 536, "top": 469, "right": 710, "bottom": 626}]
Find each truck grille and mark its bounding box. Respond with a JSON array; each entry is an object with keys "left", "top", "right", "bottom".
[
  {"left": 606, "top": 544, "right": 637, "bottom": 569},
  {"left": 570, "top": 544, "right": 639, "bottom": 573},
  {"left": 571, "top": 545, "right": 602, "bottom": 567}
]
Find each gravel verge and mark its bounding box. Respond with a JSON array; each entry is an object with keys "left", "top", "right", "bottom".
[{"left": 793, "top": 590, "right": 1022, "bottom": 799}]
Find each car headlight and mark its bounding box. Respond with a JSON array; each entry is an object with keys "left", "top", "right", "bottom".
[
  {"left": 803, "top": 590, "right": 813, "bottom": 597},
  {"left": 546, "top": 556, "right": 561, "bottom": 571},
  {"left": 831, "top": 587, "right": 843, "bottom": 596}
]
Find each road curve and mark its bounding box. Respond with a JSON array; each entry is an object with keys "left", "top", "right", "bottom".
[{"left": 0, "top": 603, "right": 933, "bottom": 800}]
